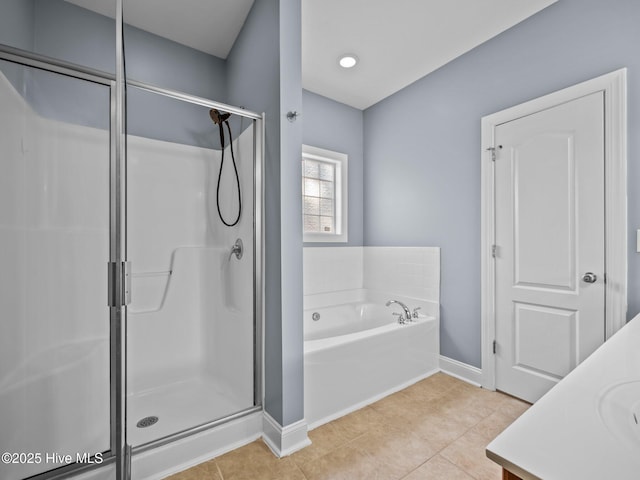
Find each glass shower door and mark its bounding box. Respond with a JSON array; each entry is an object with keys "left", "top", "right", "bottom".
[{"left": 0, "top": 61, "right": 112, "bottom": 480}]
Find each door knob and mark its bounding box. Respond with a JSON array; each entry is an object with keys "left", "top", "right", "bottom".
[{"left": 582, "top": 272, "right": 597, "bottom": 283}]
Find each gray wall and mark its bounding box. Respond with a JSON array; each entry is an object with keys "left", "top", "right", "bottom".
[
  {"left": 31, "top": 0, "right": 228, "bottom": 98},
  {"left": 0, "top": 0, "right": 34, "bottom": 52},
  {"left": 302, "top": 89, "right": 364, "bottom": 246},
  {"left": 33, "top": 0, "right": 115, "bottom": 73},
  {"left": 1, "top": 0, "right": 228, "bottom": 147},
  {"left": 279, "top": 0, "right": 304, "bottom": 427},
  {"left": 363, "top": 0, "right": 640, "bottom": 368},
  {"left": 227, "top": 0, "right": 304, "bottom": 427},
  {"left": 123, "top": 9, "right": 229, "bottom": 149},
  {"left": 0, "top": 0, "right": 34, "bottom": 92}
]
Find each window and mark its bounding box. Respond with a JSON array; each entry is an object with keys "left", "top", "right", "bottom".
[{"left": 302, "top": 145, "right": 348, "bottom": 243}]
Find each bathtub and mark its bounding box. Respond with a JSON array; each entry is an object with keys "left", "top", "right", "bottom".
[{"left": 304, "top": 297, "right": 439, "bottom": 428}]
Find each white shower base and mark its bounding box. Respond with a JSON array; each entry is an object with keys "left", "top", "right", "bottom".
[{"left": 127, "top": 373, "right": 253, "bottom": 446}]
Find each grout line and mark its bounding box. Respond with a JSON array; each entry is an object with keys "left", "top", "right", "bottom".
[
  {"left": 398, "top": 451, "right": 438, "bottom": 479},
  {"left": 215, "top": 460, "right": 224, "bottom": 480}
]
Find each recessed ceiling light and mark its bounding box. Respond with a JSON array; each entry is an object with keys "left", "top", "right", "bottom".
[{"left": 338, "top": 54, "right": 358, "bottom": 68}]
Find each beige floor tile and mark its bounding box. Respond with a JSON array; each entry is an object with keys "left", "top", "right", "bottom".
[
  {"left": 348, "top": 423, "right": 437, "bottom": 479},
  {"left": 164, "top": 460, "right": 222, "bottom": 480},
  {"left": 433, "top": 395, "right": 491, "bottom": 429},
  {"left": 440, "top": 431, "right": 502, "bottom": 480},
  {"left": 417, "top": 372, "right": 465, "bottom": 393},
  {"left": 471, "top": 411, "right": 519, "bottom": 442},
  {"left": 291, "top": 420, "right": 356, "bottom": 467},
  {"left": 407, "top": 410, "right": 471, "bottom": 452},
  {"left": 494, "top": 394, "right": 530, "bottom": 419},
  {"left": 331, "top": 406, "right": 388, "bottom": 440},
  {"left": 369, "top": 390, "right": 417, "bottom": 422},
  {"left": 402, "top": 378, "right": 452, "bottom": 403},
  {"left": 215, "top": 440, "right": 305, "bottom": 480},
  {"left": 402, "top": 454, "right": 475, "bottom": 480},
  {"left": 299, "top": 445, "right": 379, "bottom": 480},
  {"left": 452, "top": 383, "right": 506, "bottom": 412}
]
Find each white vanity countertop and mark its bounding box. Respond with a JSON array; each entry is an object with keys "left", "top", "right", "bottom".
[{"left": 486, "top": 315, "right": 640, "bottom": 479}]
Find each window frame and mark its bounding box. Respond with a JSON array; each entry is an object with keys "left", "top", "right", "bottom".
[{"left": 302, "top": 144, "right": 348, "bottom": 243}]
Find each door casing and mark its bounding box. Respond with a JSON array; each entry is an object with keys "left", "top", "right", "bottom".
[{"left": 480, "top": 69, "right": 627, "bottom": 392}]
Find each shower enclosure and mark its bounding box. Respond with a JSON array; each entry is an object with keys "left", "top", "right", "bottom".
[
  {"left": 125, "top": 83, "right": 262, "bottom": 448},
  {"left": 0, "top": 2, "right": 263, "bottom": 479}
]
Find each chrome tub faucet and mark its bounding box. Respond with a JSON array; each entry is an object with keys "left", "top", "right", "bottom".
[{"left": 385, "top": 299, "right": 412, "bottom": 324}]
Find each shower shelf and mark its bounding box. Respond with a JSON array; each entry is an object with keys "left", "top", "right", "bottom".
[
  {"left": 128, "top": 246, "right": 226, "bottom": 315},
  {"left": 129, "top": 271, "right": 172, "bottom": 314}
]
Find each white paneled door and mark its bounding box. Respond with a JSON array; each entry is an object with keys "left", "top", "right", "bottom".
[{"left": 494, "top": 91, "right": 606, "bottom": 403}]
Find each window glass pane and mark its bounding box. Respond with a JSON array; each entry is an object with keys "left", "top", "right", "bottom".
[
  {"left": 303, "top": 197, "right": 320, "bottom": 215},
  {"left": 320, "top": 198, "right": 334, "bottom": 216},
  {"left": 320, "top": 180, "right": 334, "bottom": 199},
  {"left": 304, "top": 215, "right": 320, "bottom": 232},
  {"left": 319, "top": 162, "right": 334, "bottom": 181},
  {"left": 320, "top": 216, "right": 334, "bottom": 233},
  {"left": 304, "top": 178, "right": 320, "bottom": 197},
  {"left": 303, "top": 159, "right": 319, "bottom": 178},
  {"left": 302, "top": 147, "right": 346, "bottom": 241}
]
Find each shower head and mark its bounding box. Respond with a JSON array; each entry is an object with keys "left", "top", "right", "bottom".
[{"left": 209, "top": 108, "right": 231, "bottom": 125}]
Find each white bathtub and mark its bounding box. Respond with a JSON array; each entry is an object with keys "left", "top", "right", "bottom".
[{"left": 304, "top": 298, "right": 439, "bottom": 428}]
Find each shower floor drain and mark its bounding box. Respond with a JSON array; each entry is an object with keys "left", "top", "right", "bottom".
[{"left": 136, "top": 416, "right": 159, "bottom": 428}]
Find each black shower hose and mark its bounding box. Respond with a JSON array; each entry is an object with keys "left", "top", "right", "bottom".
[{"left": 216, "top": 120, "right": 242, "bottom": 227}]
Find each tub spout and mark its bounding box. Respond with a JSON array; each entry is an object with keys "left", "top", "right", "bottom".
[{"left": 385, "top": 300, "right": 411, "bottom": 324}]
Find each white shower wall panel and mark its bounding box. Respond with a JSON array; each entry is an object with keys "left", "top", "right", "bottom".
[
  {"left": 203, "top": 125, "right": 254, "bottom": 403},
  {"left": 127, "top": 136, "right": 216, "bottom": 274},
  {"left": 127, "top": 126, "right": 255, "bottom": 404}
]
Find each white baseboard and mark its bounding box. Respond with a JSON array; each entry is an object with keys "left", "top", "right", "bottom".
[
  {"left": 262, "top": 412, "right": 311, "bottom": 458},
  {"left": 439, "top": 355, "right": 483, "bottom": 387}
]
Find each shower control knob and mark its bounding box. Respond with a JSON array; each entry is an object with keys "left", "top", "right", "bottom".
[
  {"left": 582, "top": 272, "right": 597, "bottom": 283},
  {"left": 230, "top": 238, "right": 243, "bottom": 260}
]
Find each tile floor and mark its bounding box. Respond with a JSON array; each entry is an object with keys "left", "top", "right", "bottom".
[{"left": 165, "top": 373, "right": 530, "bottom": 480}]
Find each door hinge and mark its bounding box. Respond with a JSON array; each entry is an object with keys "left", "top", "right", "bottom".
[
  {"left": 493, "top": 340, "right": 497, "bottom": 355},
  {"left": 108, "top": 261, "right": 131, "bottom": 307},
  {"left": 491, "top": 244, "right": 497, "bottom": 258},
  {"left": 486, "top": 145, "right": 503, "bottom": 162}
]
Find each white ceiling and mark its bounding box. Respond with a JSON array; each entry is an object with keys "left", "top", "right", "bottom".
[
  {"left": 303, "top": 0, "right": 557, "bottom": 109},
  {"left": 66, "top": 0, "right": 254, "bottom": 59},
  {"left": 67, "top": 0, "right": 556, "bottom": 110}
]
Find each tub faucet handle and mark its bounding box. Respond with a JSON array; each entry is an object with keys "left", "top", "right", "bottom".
[
  {"left": 412, "top": 307, "right": 421, "bottom": 319},
  {"left": 392, "top": 312, "right": 406, "bottom": 325}
]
